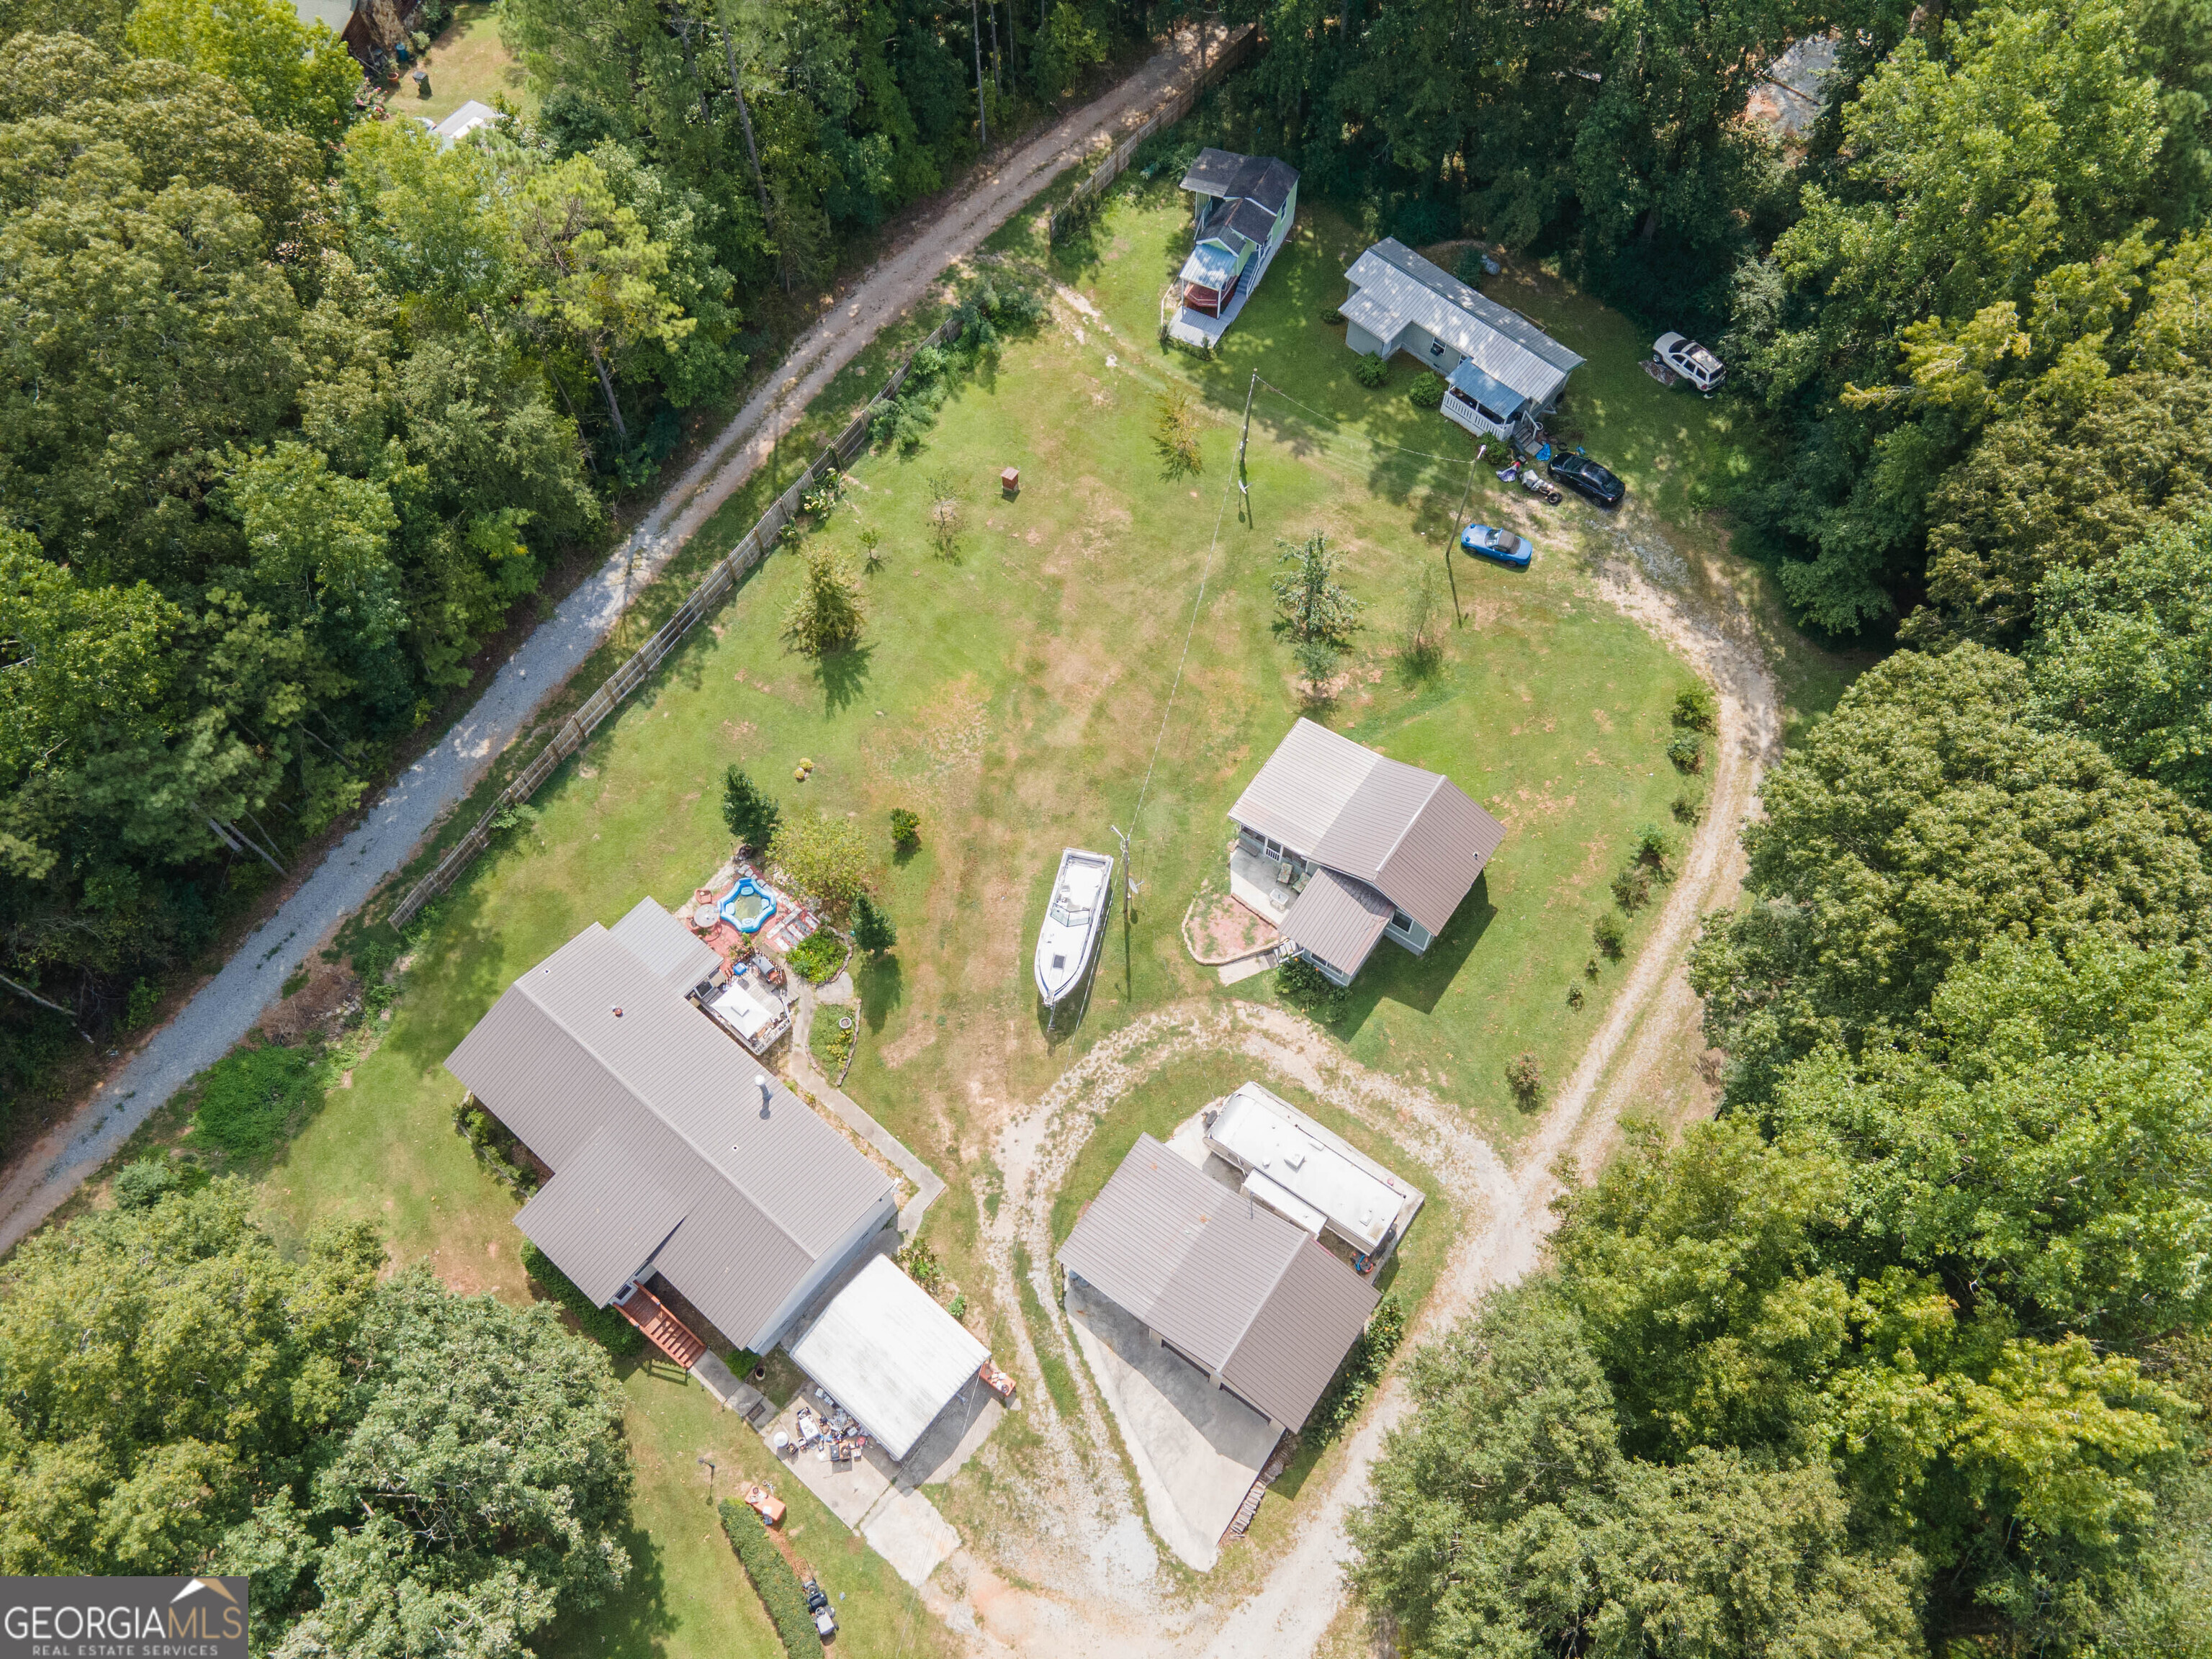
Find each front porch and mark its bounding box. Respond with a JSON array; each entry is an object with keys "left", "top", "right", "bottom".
[{"left": 1227, "top": 841, "right": 1305, "bottom": 927}]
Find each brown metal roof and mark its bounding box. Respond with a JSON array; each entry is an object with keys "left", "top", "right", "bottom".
[
  {"left": 446, "top": 924, "right": 892, "bottom": 1346},
  {"left": 1228, "top": 719, "right": 1506, "bottom": 937},
  {"left": 1056, "top": 1135, "right": 1377, "bottom": 1429},
  {"left": 1280, "top": 868, "right": 1393, "bottom": 977},
  {"left": 1179, "top": 148, "right": 1299, "bottom": 215}
]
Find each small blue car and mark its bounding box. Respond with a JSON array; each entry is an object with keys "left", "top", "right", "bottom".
[{"left": 1460, "top": 523, "right": 1534, "bottom": 570}]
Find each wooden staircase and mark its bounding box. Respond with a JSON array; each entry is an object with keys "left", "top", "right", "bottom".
[
  {"left": 613, "top": 1281, "right": 706, "bottom": 1368},
  {"left": 1223, "top": 1433, "right": 1294, "bottom": 1542}
]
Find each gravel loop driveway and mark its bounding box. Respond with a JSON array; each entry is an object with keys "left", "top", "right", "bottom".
[{"left": 0, "top": 30, "right": 1226, "bottom": 1257}]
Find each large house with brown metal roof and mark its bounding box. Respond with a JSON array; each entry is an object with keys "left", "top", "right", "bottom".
[
  {"left": 1228, "top": 719, "right": 1506, "bottom": 986},
  {"left": 1057, "top": 1133, "right": 1379, "bottom": 1434},
  {"left": 445, "top": 904, "right": 896, "bottom": 1357}
]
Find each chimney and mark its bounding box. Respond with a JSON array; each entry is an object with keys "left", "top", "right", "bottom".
[{"left": 755, "top": 1074, "right": 772, "bottom": 1117}]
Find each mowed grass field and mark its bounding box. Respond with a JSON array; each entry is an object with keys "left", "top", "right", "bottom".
[{"left": 215, "top": 161, "right": 1861, "bottom": 1658}]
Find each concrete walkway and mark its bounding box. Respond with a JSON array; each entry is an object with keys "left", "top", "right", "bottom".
[
  {"left": 0, "top": 31, "right": 1228, "bottom": 1259},
  {"left": 788, "top": 977, "right": 944, "bottom": 1237}
]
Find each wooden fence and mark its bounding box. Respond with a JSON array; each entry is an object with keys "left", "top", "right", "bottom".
[
  {"left": 387, "top": 310, "right": 964, "bottom": 930},
  {"left": 1048, "top": 25, "right": 1257, "bottom": 243}
]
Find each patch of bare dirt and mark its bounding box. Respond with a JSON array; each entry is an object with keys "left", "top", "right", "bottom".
[{"left": 912, "top": 504, "right": 1781, "bottom": 1659}]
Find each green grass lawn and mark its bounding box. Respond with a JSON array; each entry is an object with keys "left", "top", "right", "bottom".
[
  {"left": 174, "top": 136, "right": 1869, "bottom": 1659},
  {"left": 408, "top": 1, "right": 531, "bottom": 125}
]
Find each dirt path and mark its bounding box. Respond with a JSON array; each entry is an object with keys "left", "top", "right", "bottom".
[
  {"left": 0, "top": 30, "right": 1232, "bottom": 1260},
  {"left": 925, "top": 509, "right": 1781, "bottom": 1656}
]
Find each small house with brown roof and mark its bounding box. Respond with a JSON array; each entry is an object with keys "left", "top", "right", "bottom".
[
  {"left": 1228, "top": 719, "right": 1506, "bottom": 986},
  {"left": 1056, "top": 1133, "right": 1380, "bottom": 1434}
]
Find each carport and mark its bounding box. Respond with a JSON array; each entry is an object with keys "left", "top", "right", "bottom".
[{"left": 788, "top": 1254, "right": 988, "bottom": 1462}]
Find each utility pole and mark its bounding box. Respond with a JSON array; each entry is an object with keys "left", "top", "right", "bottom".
[
  {"left": 1444, "top": 449, "right": 1478, "bottom": 626},
  {"left": 1110, "top": 822, "right": 1136, "bottom": 996},
  {"left": 972, "top": 0, "right": 989, "bottom": 151},
  {"left": 1236, "top": 369, "right": 1257, "bottom": 518}
]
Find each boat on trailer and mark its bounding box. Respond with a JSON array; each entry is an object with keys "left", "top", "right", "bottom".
[{"left": 1034, "top": 848, "right": 1115, "bottom": 1007}]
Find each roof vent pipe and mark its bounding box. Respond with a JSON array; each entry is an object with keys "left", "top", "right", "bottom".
[{"left": 755, "top": 1074, "right": 772, "bottom": 1117}]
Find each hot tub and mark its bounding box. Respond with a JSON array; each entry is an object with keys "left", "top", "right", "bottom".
[{"left": 719, "top": 876, "right": 778, "bottom": 935}]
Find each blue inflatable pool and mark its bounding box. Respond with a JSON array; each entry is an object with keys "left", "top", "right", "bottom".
[{"left": 720, "top": 877, "right": 778, "bottom": 935}]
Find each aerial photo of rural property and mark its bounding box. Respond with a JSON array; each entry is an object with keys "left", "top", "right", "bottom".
[{"left": 6, "top": 0, "right": 2212, "bottom": 1656}]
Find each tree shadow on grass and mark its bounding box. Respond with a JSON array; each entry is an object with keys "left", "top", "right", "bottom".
[
  {"left": 856, "top": 953, "right": 903, "bottom": 1035},
  {"left": 811, "top": 642, "right": 873, "bottom": 714},
  {"left": 539, "top": 1516, "right": 673, "bottom": 1659}
]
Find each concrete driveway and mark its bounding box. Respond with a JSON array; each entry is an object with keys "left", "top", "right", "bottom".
[{"left": 1064, "top": 1277, "right": 1277, "bottom": 1571}]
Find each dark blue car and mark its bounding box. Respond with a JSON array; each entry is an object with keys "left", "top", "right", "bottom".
[{"left": 1460, "top": 523, "right": 1534, "bottom": 569}]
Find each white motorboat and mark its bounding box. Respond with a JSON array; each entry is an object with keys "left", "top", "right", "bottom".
[{"left": 1034, "top": 848, "right": 1114, "bottom": 1006}]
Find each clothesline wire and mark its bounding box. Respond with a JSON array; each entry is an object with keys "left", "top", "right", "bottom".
[
  {"left": 1125, "top": 402, "right": 1244, "bottom": 849},
  {"left": 1253, "top": 377, "right": 1490, "bottom": 466}
]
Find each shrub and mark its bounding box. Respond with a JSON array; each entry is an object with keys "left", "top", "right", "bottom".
[
  {"left": 858, "top": 526, "right": 883, "bottom": 570},
  {"left": 781, "top": 547, "right": 866, "bottom": 655},
  {"left": 899, "top": 1235, "right": 946, "bottom": 1295},
  {"left": 113, "top": 1156, "right": 179, "bottom": 1210},
  {"left": 1453, "top": 246, "right": 1489, "bottom": 287},
  {"left": 1672, "top": 683, "right": 1717, "bottom": 732},
  {"left": 521, "top": 1241, "right": 643, "bottom": 1355},
  {"left": 1152, "top": 389, "right": 1204, "bottom": 476},
  {"left": 456, "top": 1100, "right": 535, "bottom": 1198},
  {"left": 925, "top": 469, "right": 964, "bottom": 554},
  {"left": 1274, "top": 533, "right": 1362, "bottom": 644},
  {"left": 189, "top": 1043, "right": 323, "bottom": 1161},
  {"left": 1611, "top": 866, "right": 1653, "bottom": 912},
  {"left": 719, "top": 1499, "right": 823, "bottom": 1657},
  {"left": 889, "top": 806, "right": 921, "bottom": 851},
  {"left": 1566, "top": 983, "right": 1586, "bottom": 1010},
  {"left": 1352, "top": 354, "right": 1390, "bottom": 389},
  {"left": 1320, "top": 305, "right": 1346, "bottom": 325},
  {"left": 1666, "top": 732, "right": 1704, "bottom": 773},
  {"left": 121, "top": 977, "right": 160, "bottom": 1031},
  {"left": 1593, "top": 912, "right": 1626, "bottom": 959},
  {"left": 1407, "top": 372, "right": 1447, "bottom": 410},
  {"left": 1672, "top": 788, "right": 1704, "bottom": 825},
  {"left": 1635, "top": 824, "right": 1671, "bottom": 868},
  {"left": 1506, "top": 1052, "right": 1543, "bottom": 1109},
  {"left": 1277, "top": 953, "right": 1349, "bottom": 1017},
  {"left": 1307, "top": 1294, "right": 1405, "bottom": 1439},
  {"left": 784, "top": 930, "right": 845, "bottom": 984},
  {"left": 723, "top": 767, "right": 781, "bottom": 850}
]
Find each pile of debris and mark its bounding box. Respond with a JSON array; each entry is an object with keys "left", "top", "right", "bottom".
[{"left": 793, "top": 1390, "right": 872, "bottom": 1465}]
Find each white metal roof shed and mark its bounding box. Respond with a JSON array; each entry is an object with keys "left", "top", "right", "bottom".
[{"left": 789, "top": 1255, "right": 988, "bottom": 1462}]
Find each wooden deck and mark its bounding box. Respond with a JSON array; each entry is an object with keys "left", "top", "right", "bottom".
[{"left": 614, "top": 1281, "right": 706, "bottom": 1368}]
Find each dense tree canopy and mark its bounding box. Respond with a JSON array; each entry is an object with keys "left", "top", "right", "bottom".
[
  {"left": 1690, "top": 644, "right": 2212, "bottom": 1105},
  {"left": 0, "top": 1184, "right": 630, "bottom": 1656},
  {"left": 2028, "top": 511, "right": 2212, "bottom": 809}
]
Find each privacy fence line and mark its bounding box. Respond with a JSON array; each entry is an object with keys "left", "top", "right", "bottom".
[
  {"left": 387, "top": 310, "right": 964, "bottom": 930},
  {"left": 1048, "top": 25, "right": 1258, "bottom": 243}
]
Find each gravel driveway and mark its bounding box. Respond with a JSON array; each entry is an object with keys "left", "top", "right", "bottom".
[{"left": 0, "top": 29, "right": 1226, "bottom": 1256}]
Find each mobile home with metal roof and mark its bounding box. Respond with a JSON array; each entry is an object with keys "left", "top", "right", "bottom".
[{"left": 1341, "top": 238, "right": 1585, "bottom": 440}]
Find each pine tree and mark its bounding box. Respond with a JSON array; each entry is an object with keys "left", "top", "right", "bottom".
[
  {"left": 852, "top": 891, "right": 898, "bottom": 956},
  {"left": 721, "top": 766, "right": 780, "bottom": 848}
]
